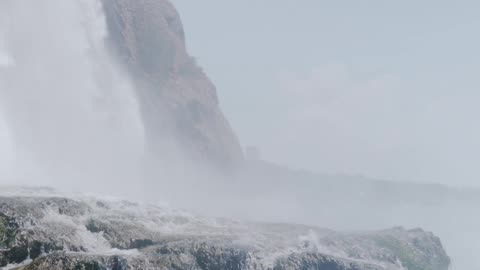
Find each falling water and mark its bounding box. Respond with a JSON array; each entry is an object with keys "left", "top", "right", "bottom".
[{"left": 0, "top": 0, "right": 145, "bottom": 192}]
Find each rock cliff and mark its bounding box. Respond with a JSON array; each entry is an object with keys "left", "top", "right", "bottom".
[
  {"left": 101, "top": 0, "right": 244, "bottom": 168},
  {"left": 0, "top": 188, "right": 450, "bottom": 270}
]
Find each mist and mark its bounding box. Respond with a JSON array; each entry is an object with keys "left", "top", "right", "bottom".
[
  {"left": 0, "top": 1, "right": 479, "bottom": 269},
  {"left": 0, "top": 0, "right": 145, "bottom": 193},
  {"left": 173, "top": 0, "right": 480, "bottom": 187}
]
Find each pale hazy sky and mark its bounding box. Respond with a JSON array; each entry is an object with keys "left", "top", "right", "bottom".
[{"left": 172, "top": 1, "right": 480, "bottom": 186}]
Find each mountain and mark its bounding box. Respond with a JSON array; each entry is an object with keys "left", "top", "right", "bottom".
[
  {"left": 0, "top": 188, "right": 450, "bottom": 270},
  {"left": 101, "top": 0, "right": 244, "bottom": 169}
]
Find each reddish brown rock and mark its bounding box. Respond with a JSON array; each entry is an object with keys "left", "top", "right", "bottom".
[{"left": 102, "top": 0, "right": 244, "bottom": 169}]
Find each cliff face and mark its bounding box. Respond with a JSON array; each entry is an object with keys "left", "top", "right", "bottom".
[
  {"left": 0, "top": 188, "right": 450, "bottom": 270},
  {"left": 101, "top": 0, "right": 243, "bottom": 168}
]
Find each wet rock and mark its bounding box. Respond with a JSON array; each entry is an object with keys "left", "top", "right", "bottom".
[
  {"left": 0, "top": 191, "right": 451, "bottom": 270},
  {"left": 29, "top": 240, "right": 43, "bottom": 260},
  {"left": 128, "top": 239, "right": 154, "bottom": 250}
]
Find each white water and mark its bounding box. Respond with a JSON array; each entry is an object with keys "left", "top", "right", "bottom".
[{"left": 0, "top": 0, "right": 145, "bottom": 191}]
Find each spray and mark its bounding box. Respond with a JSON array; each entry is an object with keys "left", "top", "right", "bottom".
[{"left": 0, "top": 0, "right": 144, "bottom": 193}]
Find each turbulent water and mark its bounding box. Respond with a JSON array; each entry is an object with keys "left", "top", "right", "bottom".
[
  {"left": 0, "top": 187, "right": 451, "bottom": 270},
  {"left": 0, "top": 0, "right": 145, "bottom": 190}
]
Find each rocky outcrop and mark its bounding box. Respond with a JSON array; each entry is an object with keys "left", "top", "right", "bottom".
[
  {"left": 101, "top": 0, "right": 243, "bottom": 169},
  {"left": 0, "top": 188, "right": 450, "bottom": 270}
]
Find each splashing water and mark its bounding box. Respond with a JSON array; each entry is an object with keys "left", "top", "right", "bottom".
[{"left": 0, "top": 0, "right": 145, "bottom": 191}]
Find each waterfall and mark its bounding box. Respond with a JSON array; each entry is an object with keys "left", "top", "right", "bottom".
[{"left": 0, "top": 0, "right": 145, "bottom": 191}]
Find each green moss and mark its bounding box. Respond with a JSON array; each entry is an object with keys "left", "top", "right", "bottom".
[{"left": 374, "top": 235, "right": 430, "bottom": 270}]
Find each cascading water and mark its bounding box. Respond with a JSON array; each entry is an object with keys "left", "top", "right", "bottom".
[{"left": 0, "top": 0, "right": 145, "bottom": 192}]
